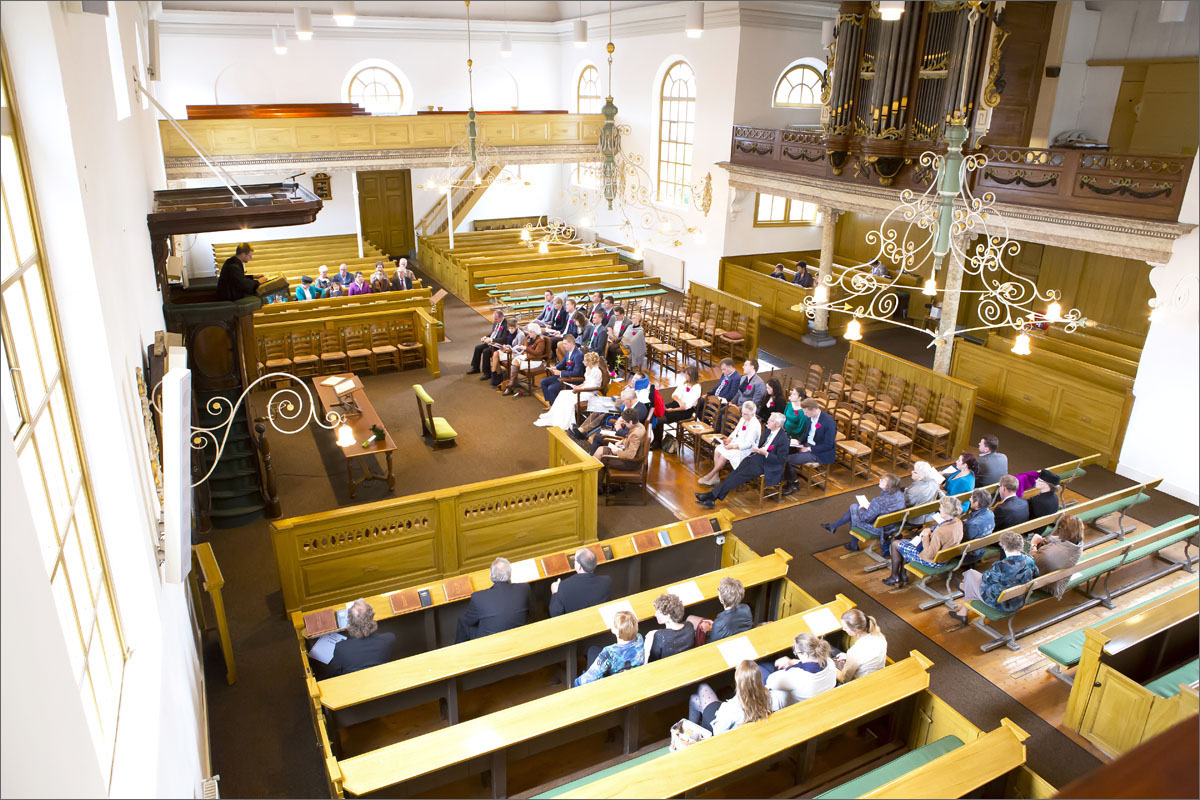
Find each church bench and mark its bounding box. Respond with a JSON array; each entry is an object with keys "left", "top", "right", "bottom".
[
  {"left": 1039, "top": 579, "right": 1197, "bottom": 683},
  {"left": 491, "top": 274, "right": 653, "bottom": 298},
  {"left": 904, "top": 478, "right": 1162, "bottom": 611},
  {"left": 965, "top": 515, "right": 1200, "bottom": 651},
  {"left": 473, "top": 258, "right": 624, "bottom": 283},
  {"left": 253, "top": 292, "right": 436, "bottom": 325},
  {"left": 505, "top": 288, "right": 667, "bottom": 313},
  {"left": 992, "top": 329, "right": 1138, "bottom": 379},
  {"left": 333, "top": 593, "right": 857, "bottom": 797},
  {"left": 317, "top": 549, "right": 793, "bottom": 736},
  {"left": 1044, "top": 327, "right": 1143, "bottom": 362},
  {"left": 476, "top": 269, "right": 645, "bottom": 293},
  {"left": 814, "top": 734, "right": 967, "bottom": 798},
  {"left": 547, "top": 653, "right": 937, "bottom": 799},
  {"left": 848, "top": 454, "right": 1100, "bottom": 570},
  {"left": 1060, "top": 581, "right": 1199, "bottom": 757},
  {"left": 495, "top": 279, "right": 660, "bottom": 306}
]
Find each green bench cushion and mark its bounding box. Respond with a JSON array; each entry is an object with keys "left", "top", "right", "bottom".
[
  {"left": 413, "top": 384, "right": 434, "bottom": 404},
  {"left": 1068, "top": 522, "right": 1199, "bottom": 587},
  {"left": 1144, "top": 658, "right": 1200, "bottom": 699},
  {"left": 814, "top": 736, "right": 965, "bottom": 799},
  {"left": 533, "top": 746, "right": 671, "bottom": 798},
  {"left": 1037, "top": 587, "right": 1193, "bottom": 668},
  {"left": 1073, "top": 494, "right": 1149, "bottom": 523},
  {"left": 850, "top": 525, "right": 881, "bottom": 542},
  {"left": 431, "top": 416, "right": 457, "bottom": 440},
  {"left": 1057, "top": 467, "right": 1086, "bottom": 481}
]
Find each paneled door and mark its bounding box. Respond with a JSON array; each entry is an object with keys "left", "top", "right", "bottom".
[{"left": 357, "top": 169, "right": 415, "bottom": 259}]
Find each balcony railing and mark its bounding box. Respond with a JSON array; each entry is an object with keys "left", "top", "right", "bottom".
[{"left": 729, "top": 126, "right": 1193, "bottom": 223}]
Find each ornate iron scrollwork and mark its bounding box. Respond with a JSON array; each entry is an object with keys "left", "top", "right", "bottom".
[
  {"left": 984, "top": 168, "right": 1058, "bottom": 188},
  {"left": 1079, "top": 175, "right": 1173, "bottom": 200}
]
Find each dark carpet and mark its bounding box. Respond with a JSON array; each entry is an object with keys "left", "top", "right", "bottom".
[{"left": 197, "top": 268, "right": 1191, "bottom": 797}]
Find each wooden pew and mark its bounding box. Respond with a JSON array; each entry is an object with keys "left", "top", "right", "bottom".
[
  {"left": 317, "top": 548, "right": 791, "bottom": 734},
  {"left": 1059, "top": 580, "right": 1198, "bottom": 757},
  {"left": 965, "top": 515, "right": 1200, "bottom": 651},
  {"left": 334, "top": 592, "right": 857, "bottom": 797},
  {"left": 992, "top": 329, "right": 1138, "bottom": 378}
]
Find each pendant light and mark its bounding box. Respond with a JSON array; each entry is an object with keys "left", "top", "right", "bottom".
[
  {"left": 332, "top": 0, "right": 356, "bottom": 27},
  {"left": 879, "top": 1, "right": 905, "bottom": 21},
  {"left": 684, "top": 1, "right": 704, "bottom": 37},
  {"left": 1011, "top": 333, "right": 1032, "bottom": 355},
  {"left": 500, "top": 1, "right": 513, "bottom": 56},
  {"left": 574, "top": 1, "right": 588, "bottom": 47},
  {"left": 295, "top": 7, "right": 313, "bottom": 40},
  {"left": 272, "top": 26, "right": 288, "bottom": 54}
]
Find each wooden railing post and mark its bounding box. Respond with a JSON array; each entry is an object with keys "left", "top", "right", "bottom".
[{"left": 253, "top": 421, "right": 283, "bottom": 518}]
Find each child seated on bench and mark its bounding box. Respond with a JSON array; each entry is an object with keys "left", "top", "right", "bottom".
[
  {"left": 762, "top": 633, "right": 838, "bottom": 707},
  {"left": 687, "top": 660, "right": 782, "bottom": 734},
  {"left": 835, "top": 609, "right": 888, "bottom": 683},
  {"left": 951, "top": 531, "right": 1038, "bottom": 624},
  {"left": 574, "top": 610, "right": 644, "bottom": 686}
]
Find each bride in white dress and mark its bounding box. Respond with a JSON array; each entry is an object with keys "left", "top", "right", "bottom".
[
  {"left": 535, "top": 351, "right": 605, "bottom": 429},
  {"left": 698, "top": 400, "right": 761, "bottom": 485}
]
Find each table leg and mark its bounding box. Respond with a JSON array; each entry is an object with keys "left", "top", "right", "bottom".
[
  {"left": 347, "top": 459, "right": 356, "bottom": 499},
  {"left": 386, "top": 452, "right": 395, "bottom": 492}
]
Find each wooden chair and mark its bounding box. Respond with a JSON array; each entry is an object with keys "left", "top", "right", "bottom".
[
  {"left": 842, "top": 357, "right": 862, "bottom": 387},
  {"left": 799, "top": 460, "right": 831, "bottom": 491},
  {"left": 863, "top": 366, "right": 883, "bottom": 398},
  {"left": 512, "top": 352, "right": 549, "bottom": 398},
  {"left": 825, "top": 372, "right": 847, "bottom": 405},
  {"left": 847, "top": 383, "right": 871, "bottom": 413},
  {"left": 804, "top": 363, "right": 825, "bottom": 395},
  {"left": 648, "top": 340, "right": 679, "bottom": 380},
  {"left": 287, "top": 331, "right": 321, "bottom": 378},
  {"left": 413, "top": 384, "right": 457, "bottom": 448},
  {"left": 319, "top": 330, "right": 348, "bottom": 374},
  {"left": 716, "top": 312, "right": 748, "bottom": 362},
  {"left": 394, "top": 318, "right": 425, "bottom": 370},
  {"left": 260, "top": 335, "right": 292, "bottom": 386},
  {"left": 908, "top": 385, "right": 934, "bottom": 421},
  {"left": 342, "top": 326, "right": 375, "bottom": 374},
  {"left": 369, "top": 325, "right": 400, "bottom": 373},
  {"left": 697, "top": 406, "right": 738, "bottom": 471},
  {"left": 678, "top": 397, "right": 720, "bottom": 466},
  {"left": 916, "top": 397, "right": 958, "bottom": 459},
  {"left": 877, "top": 409, "right": 916, "bottom": 472},
  {"left": 599, "top": 429, "right": 651, "bottom": 504}
]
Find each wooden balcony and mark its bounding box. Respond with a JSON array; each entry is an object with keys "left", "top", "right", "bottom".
[{"left": 728, "top": 126, "right": 1194, "bottom": 223}]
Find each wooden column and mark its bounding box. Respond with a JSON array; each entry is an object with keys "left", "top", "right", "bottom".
[
  {"left": 932, "top": 232, "right": 970, "bottom": 375},
  {"left": 802, "top": 206, "right": 842, "bottom": 348}
]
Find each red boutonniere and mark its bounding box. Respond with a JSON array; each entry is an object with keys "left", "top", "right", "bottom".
[
  {"left": 814, "top": 422, "right": 820, "bottom": 430},
  {"left": 767, "top": 445, "right": 774, "bottom": 451},
  {"left": 738, "top": 424, "right": 746, "bottom": 433}
]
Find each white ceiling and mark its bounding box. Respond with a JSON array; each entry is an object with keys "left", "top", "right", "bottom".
[{"left": 160, "top": 1, "right": 675, "bottom": 24}]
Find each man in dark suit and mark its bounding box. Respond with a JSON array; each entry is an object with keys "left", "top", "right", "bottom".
[
  {"left": 534, "top": 290, "right": 556, "bottom": 325},
  {"left": 549, "top": 547, "right": 612, "bottom": 616},
  {"left": 391, "top": 258, "right": 414, "bottom": 291},
  {"left": 598, "top": 296, "right": 616, "bottom": 326},
  {"left": 540, "top": 334, "right": 584, "bottom": 405},
  {"left": 468, "top": 309, "right": 506, "bottom": 377},
  {"left": 315, "top": 599, "right": 397, "bottom": 678},
  {"left": 455, "top": 558, "right": 533, "bottom": 642},
  {"left": 695, "top": 413, "right": 790, "bottom": 508},
  {"left": 707, "top": 358, "right": 741, "bottom": 405},
  {"left": 993, "top": 474, "right": 1031, "bottom": 530},
  {"left": 216, "top": 242, "right": 263, "bottom": 301},
  {"left": 580, "top": 310, "right": 609, "bottom": 357},
  {"left": 587, "top": 290, "right": 605, "bottom": 322},
  {"left": 783, "top": 398, "right": 836, "bottom": 494}
]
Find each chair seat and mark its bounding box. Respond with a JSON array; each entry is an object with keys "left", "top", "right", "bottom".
[
  {"left": 321, "top": 352, "right": 346, "bottom": 361},
  {"left": 702, "top": 433, "right": 724, "bottom": 445},
  {"left": 644, "top": 336, "right": 662, "bottom": 345},
  {"left": 719, "top": 331, "right": 745, "bottom": 341},
  {"left": 397, "top": 342, "right": 422, "bottom": 350},
  {"left": 265, "top": 358, "right": 292, "bottom": 368},
  {"left": 293, "top": 355, "right": 320, "bottom": 364},
  {"left": 837, "top": 440, "right": 871, "bottom": 456},
  {"left": 878, "top": 431, "right": 912, "bottom": 446},
  {"left": 917, "top": 422, "right": 950, "bottom": 436},
  {"left": 431, "top": 417, "right": 457, "bottom": 440},
  {"left": 650, "top": 343, "right": 676, "bottom": 353},
  {"left": 681, "top": 421, "right": 712, "bottom": 435},
  {"left": 372, "top": 345, "right": 399, "bottom": 355}
]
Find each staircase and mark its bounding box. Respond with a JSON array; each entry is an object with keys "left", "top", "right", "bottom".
[
  {"left": 417, "top": 165, "right": 505, "bottom": 237},
  {"left": 195, "top": 386, "right": 265, "bottom": 529}
]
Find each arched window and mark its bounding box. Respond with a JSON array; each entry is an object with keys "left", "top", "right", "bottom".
[
  {"left": 347, "top": 66, "right": 404, "bottom": 114},
  {"left": 656, "top": 60, "right": 695, "bottom": 205},
  {"left": 773, "top": 63, "right": 823, "bottom": 108},
  {"left": 577, "top": 65, "right": 602, "bottom": 114}
]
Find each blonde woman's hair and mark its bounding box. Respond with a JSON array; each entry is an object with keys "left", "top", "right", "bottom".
[
  {"left": 583, "top": 351, "right": 602, "bottom": 367},
  {"left": 938, "top": 495, "right": 961, "bottom": 518},
  {"left": 717, "top": 577, "right": 745, "bottom": 610},
  {"left": 841, "top": 608, "right": 880, "bottom": 637},
  {"left": 1056, "top": 515, "right": 1084, "bottom": 545},
  {"left": 612, "top": 610, "right": 638, "bottom": 641},
  {"left": 792, "top": 632, "right": 832, "bottom": 667},
  {"left": 735, "top": 660, "right": 773, "bottom": 724},
  {"left": 912, "top": 461, "right": 943, "bottom": 484}
]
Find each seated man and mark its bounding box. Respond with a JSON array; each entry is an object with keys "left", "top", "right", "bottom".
[
  {"left": 594, "top": 407, "right": 648, "bottom": 469},
  {"left": 791, "top": 260, "right": 814, "bottom": 288},
  {"left": 685, "top": 576, "right": 753, "bottom": 644},
  {"left": 332, "top": 263, "right": 353, "bottom": 287},
  {"left": 468, "top": 309, "right": 506, "bottom": 376},
  {"left": 707, "top": 358, "right": 741, "bottom": 405},
  {"left": 1026, "top": 469, "right": 1060, "bottom": 519},
  {"left": 598, "top": 295, "right": 616, "bottom": 326},
  {"left": 576, "top": 388, "right": 646, "bottom": 452},
  {"left": 868, "top": 259, "right": 889, "bottom": 278},
  {"left": 734, "top": 359, "right": 767, "bottom": 407},
  {"left": 975, "top": 434, "right": 1008, "bottom": 487},
  {"left": 554, "top": 312, "right": 587, "bottom": 360},
  {"left": 549, "top": 547, "right": 612, "bottom": 616},
  {"left": 579, "top": 310, "right": 609, "bottom": 357},
  {"left": 695, "top": 412, "right": 790, "bottom": 509},
  {"left": 539, "top": 334, "right": 584, "bottom": 406},
  {"left": 294, "top": 275, "right": 322, "bottom": 301},
  {"left": 534, "top": 290, "right": 556, "bottom": 325},
  {"left": 992, "top": 474, "right": 1031, "bottom": 530},
  {"left": 783, "top": 398, "right": 836, "bottom": 492},
  {"left": 454, "top": 558, "right": 533, "bottom": 642},
  {"left": 391, "top": 258, "right": 414, "bottom": 291},
  {"left": 606, "top": 306, "right": 632, "bottom": 369},
  {"left": 586, "top": 290, "right": 605, "bottom": 322},
  {"left": 545, "top": 298, "right": 580, "bottom": 341},
  {"left": 312, "top": 599, "right": 397, "bottom": 679}
]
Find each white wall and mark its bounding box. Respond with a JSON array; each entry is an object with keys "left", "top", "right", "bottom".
[
  {"left": 721, "top": 188, "right": 825, "bottom": 256},
  {"left": 731, "top": 27, "right": 825, "bottom": 130},
  {"left": 1, "top": 2, "right": 206, "bottom": 796},
  {"left": 1118, "top": 155, "right": 1200, "bottom": 504}
]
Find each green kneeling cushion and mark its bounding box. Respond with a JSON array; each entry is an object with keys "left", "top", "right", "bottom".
[
  {"left": 413, "top": 384, "right": 434, "bottom": 404},
  {"left": 432, "top": 417, "right": 457, "bottom": 439},
  {"left": 1037, "top": 588, "right": 1191, "bottom": 668},
  {"left": 815, "top": 736, "right": 965, "bottom": 799},
  {"left": 533, "top": 746, "right": 671, "bottom": 798},
  {"left": 1144, "top": 658, "right": 1199, "bottom": 698}
]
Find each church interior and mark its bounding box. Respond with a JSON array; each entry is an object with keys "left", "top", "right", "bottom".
[{"left": 2, "top": 1, "right": 1199, "bottom": 798}]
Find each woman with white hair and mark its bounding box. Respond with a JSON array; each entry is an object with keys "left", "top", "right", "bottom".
[
  {"left": 536, "top": 351, "right": 604, "bottom": 429},
  {"left": 904, "top": 461, "right": 946, "bottom": 527},
  {"left": 697, "top": 401, "right": 760, "bottom": 486},
  {"left": 499, "top": 322, "right": 551, "bottom": 396}
]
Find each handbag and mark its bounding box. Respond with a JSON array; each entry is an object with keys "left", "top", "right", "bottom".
[
  {"left": 669, "top": 718, "right": 712, "bottom": 751},
  {"left": 662, "top": 434, "right": 678, "bottom": 455}
]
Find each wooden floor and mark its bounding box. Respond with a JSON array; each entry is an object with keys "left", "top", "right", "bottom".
[{"left": 812, "top": 488, "right": 1198, "bottom": 762}]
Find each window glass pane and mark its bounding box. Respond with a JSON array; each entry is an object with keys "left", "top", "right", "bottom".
[
  {"left": 50, "top": 384, "right": 81, "bottom": 490},
  {"left": 19, "top": 444, "right": 60, "bottom": 573},
  {"left": 35, "top": 413, "right": 71, "bottom": 529},
  {"left": 1, "top": 188, "right": 18, "bottom": 282},
  {"left": 51, "top": 564, "right": 86, "bottom": 678},
  {"left": 64, "top": 524, "right": 96, "bottom": 628},
  {"left": 76, "top": 500, "right": 103, "bottom": 591},
  {"left": 4, "top": 281, "right": 46, "bottom": 402},
  {"left": 1, "top": 136, "right": 35, "bottom": 263},
  {"left": 0, "top": 335, "right": 20, "bottom": 430},
  {"left": 97, "top": 597, "right": 123, "bottom": 677},
  {"left": 79, "top": 679, "right": 107, "bottom": 769},
  {"left": 24, "top": 265, "right": 60, "bottom": 385},
  {"left": 90, "top": 646, "right": 118, "bottom": 743}
]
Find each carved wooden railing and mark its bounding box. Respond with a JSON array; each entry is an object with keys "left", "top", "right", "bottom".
[
  {"left": 728, "top": 126, "right": 1194, "bottom": 223},
  {"left": 252, "top": 421, "right": 283, "bottom": 519}
]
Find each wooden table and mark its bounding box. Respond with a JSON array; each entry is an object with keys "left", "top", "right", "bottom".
[{"left": 313, "top": 373, "right": 397, "bottom": 498}]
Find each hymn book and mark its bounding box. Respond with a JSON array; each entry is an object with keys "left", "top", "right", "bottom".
[
  {"left": 540, "top": 553, "right": 571, "bottom": 576},
  {"left": 387, "top": 589, "right": 422, "bottom": 615},
  {"left": 509, "top": 558, "right": 541, "bottom": 584},
  {"left": 597, "top": 599, "right": 636, "bottom": 629},
  {"left": 801, "top": 607, "right": 840, "bottom": 635},
  {"left": 666, "top": 581, "right": 704, "bottom": 605},
  {"left": 443, "top": 575, "right": 474, "bottom": 602},
  {"left": 716, "top": 636, "right": 759, "bottom": 668}
]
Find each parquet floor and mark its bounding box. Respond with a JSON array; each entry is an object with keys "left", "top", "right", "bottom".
[{"left": 811, "top": 486, "right": 1198, "bottom": 761}]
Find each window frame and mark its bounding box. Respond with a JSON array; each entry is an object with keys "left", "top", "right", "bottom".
[
  {"left": 573, "top": 64, "right": 603, "bottom": 189},
  {"left": 772, "top": 63, "right": 824, "bottom": 109},
  {"left": 753, "top": 192, "right": 818, "bottom": 227},
  {"left": 655, "top": 60, "right": 696, "bottom": 207},
  {"left": 1, "top": 49, "right": 127, "bottom": 784},
  {"left": 346, "top": 65, "right": 405, "bottom": 115}
]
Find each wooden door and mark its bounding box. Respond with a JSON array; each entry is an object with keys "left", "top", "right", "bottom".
[
  {"left": 357, "top": 169, "right": 415, "bottom": 259},
  {"left": 1079, "top": 664, "right": 1152, "bottom": 757}
]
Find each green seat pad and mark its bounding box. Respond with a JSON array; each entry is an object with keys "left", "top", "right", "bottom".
[
  {"left": 905, "top": 560, "right": 953, "bottom": 577},
  {"left": 431, "top": 417, "right": 457, "bottom": 440},
  {"left": 1073, "top": 494, "right": 1148, "bottom": 523},
  {"left": 1144, "top": 658, "right": 1200, "bottom": 699},
  {"left": 1057, "top": 467, "right": 1086, "bottom": 481},
  {"left": 1069, "top": 521, "right": 1199, "bottom": 587},
  {"left": 968, "top": 599, "right": 1015, "bottom": 621},
  {"left": 850, "top": 526, "right": 880, "bottom": 541},
  {"left": 814, "top": 736, "right": 965, "bottom": 799},
  {"left": 533, "top": 746, "right": 671, "bottom": 798},
  {"left": 1037, "top": 587, "right": 1194, "bottom": 667},
  {"left": 413, "top": 384, "right": 434, "bottom": 404}
]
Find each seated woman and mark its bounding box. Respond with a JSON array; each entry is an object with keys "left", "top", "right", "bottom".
[
  {"left": 653, "top": 365, "right": 702, "bottom": 449},
  {"left": 960, "top": 488, "right": 996, "bottom": 566},
  {"left": 500, "top": 323, "right": 552, "bottom": 397},
  {"left": 885, "top": 495, "right": 965, "bottom": 586},
  {"left": 782, "top": 386, "right": 808, "bottom": 438},
  {"left": 688, "top": 660, "right": 781, "bottom": 734},
  {"left": 685, "top": 576, "right": 753, "bottom": 644},
  {"left": 756, "top": 378, "right": 785, "bottom": 424},
  {"left": 536, "top": 351, "right": 604, "bottom": 429},
  {"left": 593, "top": 408, "right": 647, "bottom": 468},
  {"left": 764, "top": 633, "right": 837, "bottom": 707},
  {"left": 369, "top": 262, "right": 391, "bottom": 293},
  {"left": 574, "top": 609, "right": 644, "bottom": 686},
  {"left": 619, "top": 311, "right": 647, "bottom": 376},
  {"left": 951, "top": 530, "right": 1038, "bottom": 624},
  {"left": 1029, "top": 515, "right": 1083, "bottom": 599},
  {"left": 697, "top": 401, "right": 760, "bottom": 486},
  {"left": 644, "top": 593, "right": 695, "bottom": 663},
  {"left": 820, "top": 472, "right": 905, "bottom": 552},
  {"left": 835, "top": 609, "right": 887, "bottom": 682},
  {"left": 944, "top": 451, "right": 978, "bottom": 501},
  {"left": 904, "top": 461, "right": 946, "bottom": 527},
  {"left": 347, "top": 271, "right": 371, "bottom": 296}
]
